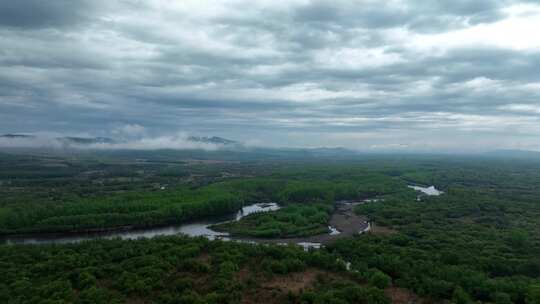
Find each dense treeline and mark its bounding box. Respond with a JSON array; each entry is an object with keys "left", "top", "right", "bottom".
[
  {"left": 329, "top": 233, "right": 540, "bottom": 303},
  {"left": 340, "top": 186, "right": 540, "bottom": 303},
  {"left": 0, "top": 236, "right": 392, "bottom": 304},
  {"left": 0, "top": 182, "right": 246, "bottom": 234},
  {"left": 0, "top": 160, "right": 404, "bottom": 234}
]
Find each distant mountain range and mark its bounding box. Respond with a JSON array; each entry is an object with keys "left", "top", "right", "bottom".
[
  {"left": 0, "top": 134, "right": 238, "bottom": 147},
  {"left": 0, "top": 134, "right": 35, "bottom": 139},
  {"left": 485, "top": 149, "right": 540, "bottom": 159},
  {"left": 187, "top": 136, "right": 238, "bottom": 145},
  {"left": 1, "top": 134, "right": 116, "bottom": 145},
  {"left": 5, "top": 134, "right": 540, "bottom": 159},
  {"left": 0, "top": 133, "right": 366, "bottom": 158},
  {"left": 57, "top": 136, "right": 116, "bottom": 145}
]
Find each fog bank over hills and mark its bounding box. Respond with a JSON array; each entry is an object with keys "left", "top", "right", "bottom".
[
  {"left": 3, "top": 133, "right": 540, "bottom": 160},
  {"left": 0, "top": 134, "right": 237, "bottom": 151}
]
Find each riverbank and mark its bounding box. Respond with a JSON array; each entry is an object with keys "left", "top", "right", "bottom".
[
  {"left": 224, "top": 201, "right": 370, "bottom": 246},
  {"left": 1, "top": 201, "right": 372, "bottom": 247}
]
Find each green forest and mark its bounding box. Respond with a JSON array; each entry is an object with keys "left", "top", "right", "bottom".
[
  {"left": 0, "top": 161, "right": 403, "bottom": 234},
  {"left": 1, "top": 153, "right": 540, "bottom": 303},
  {"left": 0, "top": 236, "right": 391, "bottom": 304}
]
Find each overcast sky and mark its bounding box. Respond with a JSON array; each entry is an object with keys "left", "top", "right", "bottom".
[{"left": 1, "top": 0, "right": 540, "bottom": 152}]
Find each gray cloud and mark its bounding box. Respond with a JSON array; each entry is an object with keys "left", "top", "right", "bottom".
[
  {"left": 0, "top": 0, "right": 103, "bottom": 29},
  {"left": 1, "top": 0, "right": 540, "bottom": 152},
  {"left": 0, "top": 134, "right": 225, "bottom": 151}
]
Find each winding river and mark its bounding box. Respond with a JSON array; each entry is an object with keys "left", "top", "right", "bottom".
[
  {"left": 1, "top": 203, "right": 347, "bottom": 249},
  {"left": 1, "top": 185, "right": 442, "bottom": 248},
  {"left": 1, "top": 203, "right": 282, "bottom": 246}
]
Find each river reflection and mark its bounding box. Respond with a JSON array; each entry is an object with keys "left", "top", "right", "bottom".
[{"left": 1, "top": 203, "right": 300, "bottom": 246}]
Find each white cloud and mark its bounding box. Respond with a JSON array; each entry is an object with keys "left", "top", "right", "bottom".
[
  {"left": 314, "top": 47, "right": 405, "bottom": 69},
  {"left": 0, "top": 133, "right": 226, "bottom": 151},
  {"left": 87, "top": 133, "right": 222, "bottom": 150},
  {"left": 112, "top": 124, "right": 147, "bottom": 138},
  {"left": 499, "top": 104, "right": 540, "bottom": 114},
  {"left": 409, "top": 4, "right": 540, "bottom": 52}
]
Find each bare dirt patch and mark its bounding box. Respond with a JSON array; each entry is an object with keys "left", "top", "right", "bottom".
[
  {"left": 241, "top": 289, "right": 287, "bottom": 304},
  {"left": 329, "top": 202, "right": 369, "bottom": 235},
  {"left": 196, "top": 253, "right": 210, "bottom": 263},
  {"left": 125, "top": 298, "right": 148, "bottom": 304},
  {"left": 370, "top": 222, "right": 398, "bottom": 235},
  {"left": 262, "top": 268, "right": 323, "bottom": 293},
  {"left": 235, "top": 266, "right": 251, "bottom": 281},
  {"left": 385, "top": 287, "right": 425, "bottom": 304}
]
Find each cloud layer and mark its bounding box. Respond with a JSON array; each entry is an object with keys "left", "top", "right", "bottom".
[
  {"left": 0, "top": 132, "right": 225, "bottom": 151},
  {"left": 1, "top": 0, "right": 540, "bottom": 152}
]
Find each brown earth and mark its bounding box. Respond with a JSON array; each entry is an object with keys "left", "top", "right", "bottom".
[
  {"left": 370, "top": 222, "right": 398, "bottom": 235},
  {"left": 385, "top": 287, "right": 425, "bottom": 304},
  {"left": 262, "top": 268, "right": 323, "bottom": 293}
]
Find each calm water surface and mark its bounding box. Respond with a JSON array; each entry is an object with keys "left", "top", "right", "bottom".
[
  {"left": 2, "top": 203, "right": 324, "bottom": 249},
  {"left": 2, "top": 203, "right": 280, "bottom": 245}
]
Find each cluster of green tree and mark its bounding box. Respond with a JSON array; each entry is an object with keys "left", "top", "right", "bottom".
[
  {"left": 0, "top": 158, "right": 406, "bottom": 234},
  {"left": 331, "top": 183, "right": 540, "bottom": 303},
  {"left": 0, "top": 236, "right": 393, "bottom": 304},
  {"left": 0, "top": 152, "right": 280, "bottom": 210},
  {"left": 0, "top": 181, "right": 251, "bottom": 234},
  {"left": 274, "top": 178, "right": 404, "bottom": 205},
  {"left": 289, "top": 276, "right": 391, "bottom": 304},
  {"left": 211, "top": 204, "right": 333, "bottom": 238}
]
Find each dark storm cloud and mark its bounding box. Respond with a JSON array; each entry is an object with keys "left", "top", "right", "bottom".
[
  {"left": 1, "top": 0, "right": 540, "bottom": 151},
  {"left": 0, "top": 0, "right": 101, "bottom": 29}
]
